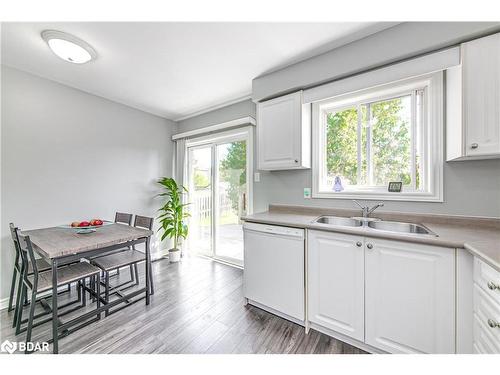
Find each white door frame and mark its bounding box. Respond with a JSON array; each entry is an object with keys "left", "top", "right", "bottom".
[{"left": 185, "top": 126, "right": 254, "bottom": 265}]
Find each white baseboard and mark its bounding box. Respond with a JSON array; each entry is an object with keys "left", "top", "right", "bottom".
[
  {"left": 155, "top": 247, "right": 170, "bottom": 260},
  {"left": 0, "top": 297, "right": 10, "bottom": 311}
]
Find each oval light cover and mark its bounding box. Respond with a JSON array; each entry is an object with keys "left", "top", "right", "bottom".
[
  {"left": 47, "top": 39, "right": 92, "bottom": 63},
  {"left": 42, "top": 30, "right": 97, "bottom": 64}
]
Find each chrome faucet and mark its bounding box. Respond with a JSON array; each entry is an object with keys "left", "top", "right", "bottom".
[{"left": 353, "top": 200, "right": 384, "bottom": 218}]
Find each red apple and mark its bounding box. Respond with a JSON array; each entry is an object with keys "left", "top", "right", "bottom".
[
  {"left": 78, "top": 221, "right": 90, "bottom": 227},
  {"left": 94, "top": 219, "right": 103, "bottom": 226}
]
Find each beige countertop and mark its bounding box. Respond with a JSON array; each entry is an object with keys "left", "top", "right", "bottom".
[{"left": 242, "top": 205, "right": 500, "bottom": 272}]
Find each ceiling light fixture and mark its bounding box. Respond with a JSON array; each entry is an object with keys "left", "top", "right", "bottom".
[{"left": 41, "top": 30, "right": 97, "bottom": 64}]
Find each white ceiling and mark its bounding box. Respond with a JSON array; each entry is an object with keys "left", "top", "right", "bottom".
[{"left": 1, "top": 22, "right": 396, "bottom": 120}]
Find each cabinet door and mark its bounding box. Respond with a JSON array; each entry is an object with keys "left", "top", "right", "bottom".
[
  {"left": 463, "top": 33, "right": 500, "bottom": 156},
  {"left": 257, "top": 91, "right": 303, "bottom": 170},
  {"left": 365, "top": 238, "right": 455, "bottom": 353},
  {"left": 307, "top": 230, "right": 364, "bottom": 341}
]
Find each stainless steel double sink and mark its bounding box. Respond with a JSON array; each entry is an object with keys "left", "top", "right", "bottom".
[{"left": 314, "top": 216, "right": 437, "bottom": 236}]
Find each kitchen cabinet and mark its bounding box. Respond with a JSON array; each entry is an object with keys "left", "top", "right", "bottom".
[
  {"left": 472, "top": 257, "right": 500, "bottom": 353},
  {"left": 257, "top": 91, "right": 311, "bottom": 170},
  {"left": 243, "top": 222, "right": 305, "bottom": 322},
  {"left": 364, "top": 237, "right": 456, "bottom": 353},
  {"left": 447, "top": 32, "right": 500, "bottom": 160},
  {"left": 308, "top": 230, "right": 365, "bottom": 341},
  {"left": 306, "top": 230, "right": 456, "bottom": 353}
]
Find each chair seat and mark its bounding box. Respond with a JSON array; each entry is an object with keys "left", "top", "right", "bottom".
[
  {"left": 27, "top": 258, "right": 51, "bottom": 274},
  {"left": 91, "top": 250, "right": 145, "bottom": 271},
  {"left": 28, "top": 262, "right": 101, "bottom": 293}
]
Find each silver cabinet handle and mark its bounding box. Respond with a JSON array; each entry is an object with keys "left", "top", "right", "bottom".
[
  {"left": 294, "top": 159, "right": 299, "bottom": 163},
  {"left": 471, "top": 143, "right": 479, "bottom": 149},
  {"left": 356, "top": 241, "right": 362, "bottom": 247},
  {"left": 366, "top": 243, "right": 373, "bottom": 249},
  {"left": 487, "top": 319, "right": 499, "bottom": 328},
  {"left": 487, "top": 281, "right": 499, "bottom": 290}
]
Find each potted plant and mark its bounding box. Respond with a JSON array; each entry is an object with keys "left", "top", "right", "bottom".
[{"left": 157, "top": 177, "right": 189, "bottom": 262}]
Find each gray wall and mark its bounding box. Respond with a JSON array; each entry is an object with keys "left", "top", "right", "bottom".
[
  {"left": 1, "top": 66, "right": 176, "bottom": 303},
  {"left": 253, "top": 22, "right": 500, "bottom": 101},
  {"left": 254, "top": 162, "right": 500, "bottom": 217},
  {"left": 175, "top": 99, "right": 256, "bottom": 134}
]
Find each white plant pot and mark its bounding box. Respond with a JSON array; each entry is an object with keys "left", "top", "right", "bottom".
[{"left": 169, "top": 248, "right": 181, "bottom": 263}]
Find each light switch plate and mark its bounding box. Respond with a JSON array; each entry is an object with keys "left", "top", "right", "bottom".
[
  {"left": 254, "top": 173, "right": 260, "bottom": 182},
  {"left": 303, "top": 187, "right": 311, "bottom": 199}
]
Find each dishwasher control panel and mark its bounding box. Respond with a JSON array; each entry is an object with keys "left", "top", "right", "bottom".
[{"left": 243, "top": 222, "right": 304, "bottom": 239}]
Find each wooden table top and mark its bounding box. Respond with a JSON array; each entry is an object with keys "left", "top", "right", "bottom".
[{"left": 22, "top": 223, "right": 153, "bottom": 259}]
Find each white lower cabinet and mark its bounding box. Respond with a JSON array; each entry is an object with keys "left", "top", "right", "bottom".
[
  {"left": 307, "top": 231, "right": 456, "bottom": 353},
  {"left": 364, "top": 238, "right": 456, "bottom": 353},
  {"left": 472, "top": 257, "right": 500, "bottom": 353},
  {"left": 308, "top": 230, "right": 365, "bottom": 341}
]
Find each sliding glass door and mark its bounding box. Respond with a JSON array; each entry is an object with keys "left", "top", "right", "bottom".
[
  {"left": 186, "top": 127, "right": 252, "bottom": 266},
  {"left": 187, "top": 145, "right": 213, "bottom": 257}
]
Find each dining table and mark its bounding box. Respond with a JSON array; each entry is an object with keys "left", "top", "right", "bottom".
[{"left": 22, "top": 222, "right": 153, "bottom": 354}]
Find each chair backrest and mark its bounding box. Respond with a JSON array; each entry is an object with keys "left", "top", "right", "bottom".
[
  {"left": 17, "top": 233, "right": 39, "bottom": 280},
  {"left": 134, "top": 215, "right": 154, "bottom": 230},
  {"left": 9, "top": 223, "right": 22, "bottom": 267},
  {"left": 115, "top": 212, "right": 133, "bottom": 225}
]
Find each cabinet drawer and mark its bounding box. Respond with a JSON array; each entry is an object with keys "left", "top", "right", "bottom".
[
  {"left": 472, "top": 341, "right": 484, "bottom": 354},
  {"left": 474, "top": 258, "right": 500, "bottom": 305},
  {"left": 473, "top": 314, "right": 500, "bottom": 354},
  {"left": 473, "top": 283, "right": 500, "bottom": 352}
]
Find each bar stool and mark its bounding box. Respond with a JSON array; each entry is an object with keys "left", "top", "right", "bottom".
[
  {"left": 91, "top": 215, "right": 154, "bottom": 316},
  {"left": 16, "top": 231, "right": 101, "bottom": 353},
  {"left": 8, "top": 223, "right": 51, "bottom": 328},
  {"left": 89, "top": 212, "right": 135, "bottom": 287},
  {"left": 114, "top": 212, "right": 133, "bottom": 277}
]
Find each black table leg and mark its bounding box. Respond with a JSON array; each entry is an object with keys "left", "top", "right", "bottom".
[{"left": 51, "top": 259, "right": 58, "bottom": 354}]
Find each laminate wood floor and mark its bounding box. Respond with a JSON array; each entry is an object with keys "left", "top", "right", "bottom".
[{"left": 0, "top": 257, "right": 366, "bottom": 354}]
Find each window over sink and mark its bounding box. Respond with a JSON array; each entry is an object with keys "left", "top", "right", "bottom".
[{"left": 312, "top": 72, "right": 444, "bottom": 202}]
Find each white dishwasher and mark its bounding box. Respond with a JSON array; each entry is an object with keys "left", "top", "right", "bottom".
[{"left": 243, "top": 222, "right": 305, "bottom": 322}]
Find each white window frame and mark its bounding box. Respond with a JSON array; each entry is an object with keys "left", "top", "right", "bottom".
[{"left": 312, "top": 72, "right": 443, "bottom": 202}]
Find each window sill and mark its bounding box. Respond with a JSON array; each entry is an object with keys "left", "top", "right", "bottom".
[{"left": 312, "top": 190, "right": 443, "bottom": 202}]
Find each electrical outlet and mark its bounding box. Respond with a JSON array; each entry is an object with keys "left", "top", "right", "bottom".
[
  {"left": 303, "top": 187, "right": 311, "bottom": 199},
  {"left": 254, "top": 173, "right": 260, "bottom": 182}
]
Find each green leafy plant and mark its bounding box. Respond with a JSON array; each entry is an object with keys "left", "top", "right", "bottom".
[{"left": 157, "top": 177, "right": 190, "bottom": 250}]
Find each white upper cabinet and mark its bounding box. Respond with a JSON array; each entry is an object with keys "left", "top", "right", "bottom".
[
  {"left": 257, "top": 91, "right": 311, "bottom": 170},
  {"left": 463, "top": 33, "right": 500, "bottom": 157},
  {"left": 308, "top": 230, "right": 365, "bottom": 341},
  {"left": 364, "top": 238, "right": 456, "bottom": 353},
  {"left": 447, "top": 32, "right": 500, "bottom": 160}
]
